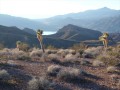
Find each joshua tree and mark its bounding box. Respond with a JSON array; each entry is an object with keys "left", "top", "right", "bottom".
[
  {"left": 99, "top": 32, "right": 109, "bottom": 49},
  {"left": 16, "top": 41, "right": 22, "bottom": 50},
  {"left": 36, "top": 29, "right": 45, "bottom": 53}
]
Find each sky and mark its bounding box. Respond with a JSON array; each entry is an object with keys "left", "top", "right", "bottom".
[{"left": 0, "top": 0, "right": 120, "bottom": 19}]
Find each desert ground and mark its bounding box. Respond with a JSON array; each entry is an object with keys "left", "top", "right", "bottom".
[{"left": 0, "top": 45, "right": 120, "bottom": 90}]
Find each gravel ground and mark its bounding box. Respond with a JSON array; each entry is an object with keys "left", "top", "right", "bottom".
[{"left": 0, "top": 59, "right": 120, "bottom": 90}]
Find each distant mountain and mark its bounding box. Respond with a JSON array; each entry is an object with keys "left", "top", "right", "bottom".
[
  {"left": 0, "top": 7, "right": 120, "bottom": 33},
  {"left": 22, "top": 28, "right": 36, "bottom": 35},
  {"left": 110, "top": 33, "right": 120, "bottom": 42},
  {"left": 85, "top": 15, "right": 120, "bottom": 32},
  {"left": 0, "top": 14, "right": 54, "bottom": 31},
  {"left": 36, "top": 7, "right": 120, "bottom": 32},
  {"left": 47, "top": 24, "right": 102, "bottom": 42},
  {"left": 0, "top": 25, "right": 77, "bottom": 48},
  {"left": 38, "top": 7, "right": 120, "bottom": 21}
]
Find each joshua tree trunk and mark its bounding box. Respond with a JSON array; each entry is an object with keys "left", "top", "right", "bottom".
[{"left": 39, "top": 40, "right": 45, "bottom": 53}]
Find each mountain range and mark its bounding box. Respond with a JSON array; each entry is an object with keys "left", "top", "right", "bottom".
[
  {"left": 0, "top": 25, "right": 78, "bottom": 48},
  {"left": 0, "top": 7, "right": 120, "bottom": 33},
  {"left": 0, "top": 24, "right": 105, "bottom": 48}
]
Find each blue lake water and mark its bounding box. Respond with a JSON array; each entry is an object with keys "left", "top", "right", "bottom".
[{"left": 43, "top": 31, "right": 56, "bottom": 35}]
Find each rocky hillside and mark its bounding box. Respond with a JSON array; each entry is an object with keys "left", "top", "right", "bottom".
[{"left": 47, "top": 24, "right": 102, "bottom": 42}]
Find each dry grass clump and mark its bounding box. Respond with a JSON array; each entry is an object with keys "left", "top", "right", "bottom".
[
  {"left": 81, "top": 60, "right": 91, "bottom": 65},
  {"left": 92, "top": 60, "right": 104, "bottom": 67},
  {"left": 30, "top": 49, "right": 43, "bottom": 57},
  {"left": 83, "top": 46, "right": 103, "bottom": 58},
  {"left": 28, "top": 76, "right": 53, "bottom": 90},
  {"left": 65, "top": 54, "right": 77, "bottom": 60},
  {"left": 11, "top": 49, "right": 30, "bottom": 60},
  {"left": 47, "top": 65, "right": 61, "bottom": 76},
  {"left": 57, "top": 68, "right": 85, "bottom": 83},
  {"left": 60, "top": 54, "right": 80, "bottom": 66},
  {"left": 96, "top": 46, "right": 120, "bottom": 66},
  {"left": 48, "top": 54, "right": 60, "bottom": 60},
  {"left": 106, "top": 66, "right": 118, "bottom": 73},
  {"left": 0, "top": 48, "right": 29, "bottom": 60},
  {"left": 57, "top": 49, "right": 69, "bottom": 58},
  {"left": 48, "top": 54, "right": 61, "bottom": 64},
  {"left": 118, "top": 79, "right": 120, "bottom": 87},
  {"left": 0, "top": 69, "right": 10, "bottom": 80},
  {"left": 67, "top": 49, "right": 76, "bottom": 55},
  {"left": 45, "top": 49, "right": 57, "bottom": 54},
  {"left": 0, "top": 43, "right": 4, "bottom": 50}
]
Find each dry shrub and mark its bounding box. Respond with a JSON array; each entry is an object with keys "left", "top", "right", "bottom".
[
  {"left": 107, "top": 66, "right": 118, "bottom": 73},
  {"left": 11, "top": 49, "right": 30, "bottom": 60},
  {"left": 83, "top": 46, "right": 103, "bottom": 58},
  {"left": 45, "top": 49, "right": 57, "bottom": 54},
  {"left": 57, "top": 68, "right": 85, "bottom": 83},
  {"left": 67, "top": 49, "right": 76, "bottom": 55},
  {"left": 47, "top": 65, "right": 61, "bottom": 76},
  {"left": 97, "top": 54, "right": 119, "bottom": 66},
  {"left": 48, "top": 54, "right": 60, "bottom": 59},
  {"left": 57, "top": 49, "right": 69, "bottom": 58},
  {"left": 0, "top": 48, "right": 29, "bottom": 60},
  {"left": 65, "top": 54, "right": 77, "bottom": 60},
  {"left": 0, "top": 43, "right": 4, "bottom": 50},
  {"left": 0, "top": 69, "right": 10, "bottom": 80},
  {"left": 92, "top": 60, "right": 104, "bottom": 67},
  {"left": 28, "top": 77, "right": 53, "bottom": 90},
  {"left": 30, "top": 49, "right": 43, "bottom": 57},
  {"left": 81, "top": 60, "right": 91, "bottom": 65}
]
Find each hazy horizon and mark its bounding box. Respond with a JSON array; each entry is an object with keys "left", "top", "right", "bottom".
[{"left": 0, "top": 0, "right": 120, "bottom": 19}]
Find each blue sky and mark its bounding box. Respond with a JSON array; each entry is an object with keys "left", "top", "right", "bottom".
[{"left": 0, "top": 0, "right": 120, "bottom": 19}]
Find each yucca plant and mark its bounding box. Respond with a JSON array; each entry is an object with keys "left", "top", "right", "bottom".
[
  {"left": 16, "top": 41, "right": 22, "bottom": 51},
  {"left": 36, "top": 29, "right": 45, "bottom": 53},
  {"left": 99, "top": 32, "right": 109, "bottom": 50}
]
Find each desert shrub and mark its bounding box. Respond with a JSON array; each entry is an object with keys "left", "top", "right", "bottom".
[
  {"left": 0, "top": 43, "right": 4, "bottom": 50},
  {"left": 57, "top": 68, "right": 85, "bottom": 83},
  {"left": 110, "top": 74, "right": 119, "bottom": 82},
  {"left": 11, "top": 49, "right": 30, "bottom": 60},
  {"left": 106, "top": 66, "right": 118, "bottom": 73},
  {"left": 21, "top": 43, "right": 30, "bottom": 52},
  {"left": 16, "top": 55, "right": 31, "bottom": 61},
  {"left": 107, "top": 51, "right": 120, "bottom": 58},
  {"left": 45, "top": 49, "right": 57, "bottom": 54},
  {"left": 65, "top": 54, "right": 77, "bottom": 60},
  {"left": 57, "top": 49, "right": 69, "bottom": 58},
  {"left": 70, "top": 43, "right": 87, "bottom": 51},
  {"left": 118, "top": 79, "right": 120, "bottom": 86},
  {"left": 16, "top": 41, "right": 30, "bottom": 52},
  {"left": 47, "top": 65, "right": 61, "bottom": 76},
  {"left": 80, "top": 60, "right": 91, "bottom": 65},
  {"left": 83, "top": 46, "right": 103, "bottom": 58},
  {"left": 97, "top": 55, "right": 119, "bottom": 66},
  {"left": 67, "top": 49, "right": 76, "bottom": 55},
  {"left": 92, "top": 60, "right": 104, "bottom": 67},
  {"left": 48, "top": 54, "right": 61, "bottom": 64},
  {"left": 46, "top": 45, "right": 57, "bottom": 50},
  {"left": 28, "top": 77, "right": 53, "bottom": 90},
  {"left": 60, "top": 54, "right": 78, "bottom": 66},
  {"left": 0, "top": 69, "right": 10, "bottom": 80},
  {"left": 78, "top": 49, "right": 84, "bottom": 58},
  {"left": 30, "top": 50, "right": 43, "bottom": 57},
  {"left": 0, "top": 49, "right": 11, "bottom": 60}
]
